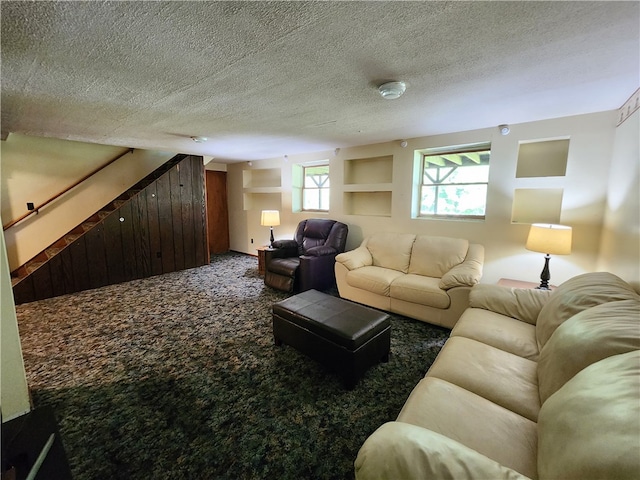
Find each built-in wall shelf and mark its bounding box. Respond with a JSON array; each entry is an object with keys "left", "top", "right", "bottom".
[
  {"left": 511, "top": 139, "right": 569, "bottom": 224},
  {"left": 243, "top": 167, "right": 282, "bottom": 210},
  {"left": 342, "top": 155, "right": 393, "bottom": 216}
]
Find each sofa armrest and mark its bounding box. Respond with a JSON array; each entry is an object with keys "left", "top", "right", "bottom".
[
  {"left": 439, "top": 243, "right": 484, "bottom": 289},
  {"left": 355, "top": 422, "right": 530, "bottom": 480},
  {"left": 335, "top": 245, "right": 372, "bottom": 271},
  {"left": 469, "top": 284, "right": 553, "bottom": 325}
]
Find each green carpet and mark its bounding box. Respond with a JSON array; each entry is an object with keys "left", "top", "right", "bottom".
[{"left": 15, "top": 252, "right": 449, "bottom": 479}]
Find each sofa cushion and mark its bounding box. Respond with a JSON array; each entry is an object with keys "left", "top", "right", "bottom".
[
  {"left": 452, "top": 308, "right": 539, "bottom": 361},
  {"left": 538, "top": 350, "right": 640, "bottom": 480},
  {"left": 408, "top": 236, "right": 468, "bottom": 277},
  {"left": 367, "top": 233, "right": 416, "bottom": 273},
  {"left": 390, "top": 274, "right": 450, "bottom": 309},
  {"left": 427, "top": 337, "right": 540, "bottom": 422},
  {"left": 355, "top": 422, "right": 530, "bottom": 480},
  {"left": 537, "top": 299, "right": 640, "bottom": 404},
  {"left": 397, "top": 377, "right": 538, "bottom": 479},
  {"left": 536, "top": 272, "right": 639, "bottom": 350},
  {"left": 346, "top": 266, "right": 404, "bottom": 297}
]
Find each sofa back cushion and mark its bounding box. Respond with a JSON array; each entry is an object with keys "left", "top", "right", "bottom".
[
  {"left": 537, "top": 299, "right": 640, "bottom": 404},
  {"left": 536, "top": 272, "right": 639, "bottom": 350},
  {"left": 367, "top": 233, "right": 416, "bottom": 273},
  {"left": 537, "top": 350, "right": 640, "bottom": 480},
  {"left": 408, "top": 236, "right": 469, "bottom": 277}
]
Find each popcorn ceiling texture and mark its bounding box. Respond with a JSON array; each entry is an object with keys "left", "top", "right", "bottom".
[
  {"left": 15, "top": 252, "right": 449, "bottom": 479},
  {"left": 1, "top": 1, "right": 638, "bottom": 161}
]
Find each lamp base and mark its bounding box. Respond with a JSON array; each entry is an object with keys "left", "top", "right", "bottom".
[
  {"left": 537, "top": 253, "right": 551, "bottom": 290},
  {"left": 269, "top": 226, "right": 274, "bottom": 248}
]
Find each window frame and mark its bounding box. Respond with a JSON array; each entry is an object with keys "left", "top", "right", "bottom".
[
  {"left": 301, "top": 163, "right": 330, "bottom": 212},
  {"left": 417, "top": 143, "right": 491, "bottom": 220}
]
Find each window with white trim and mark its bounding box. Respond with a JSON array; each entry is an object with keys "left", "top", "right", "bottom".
[
  {"left": 418, "top": 144, "right": 491, "bottom": 219},
  {"left": 302, "top": 164, "right": 330, "bottom": 211}
]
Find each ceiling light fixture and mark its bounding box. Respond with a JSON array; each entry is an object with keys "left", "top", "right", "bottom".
[
  {"left": 498, "top": 124, "right": 510, "bottom": 136},
  {"left": 191, "top": 136, "right": 207, "bottom": 143},
  {"left": 378, "top": 81, "right": 406, "bottom": 100}
]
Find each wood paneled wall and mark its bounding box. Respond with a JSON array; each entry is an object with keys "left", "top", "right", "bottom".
[{"left": 13, "top": 155, "right": 208, "bottom": 304}]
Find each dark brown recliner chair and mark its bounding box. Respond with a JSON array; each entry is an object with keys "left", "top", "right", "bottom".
[{"left": 264, "top": 219, "right": 348, "bottom": 293}]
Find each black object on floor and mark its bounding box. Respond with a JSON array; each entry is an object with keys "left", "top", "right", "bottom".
[
  {"left": 2, "top": 406, "right": 72, "bottom": 480},
  {"left": 273, "top": 289, "right": 391, "bottom": 389}
]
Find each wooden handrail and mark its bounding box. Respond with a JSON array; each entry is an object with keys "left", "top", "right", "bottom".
[{"left": 3, "top": 148, "right": 134, "bottom": 230}]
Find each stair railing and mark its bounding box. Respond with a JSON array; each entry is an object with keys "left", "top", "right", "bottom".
[{"left": 3, "top": 148, "right": 134, "bottom": 231}]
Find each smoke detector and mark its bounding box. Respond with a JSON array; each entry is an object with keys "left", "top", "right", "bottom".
[{"left": 378, "top": 81, "right": 406, "bottom": 100}]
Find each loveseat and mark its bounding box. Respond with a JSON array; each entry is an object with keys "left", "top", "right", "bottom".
[
  {"left": 335, "top": 232, "right": 484, "bottom": 329},
  {"left": 355, "top": 272, "right": 640, "bottom": 480}
]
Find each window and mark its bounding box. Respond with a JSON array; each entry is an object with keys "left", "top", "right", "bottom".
[
  {"left": 418, "top": 144, "right": 490, "bottom": 219},
  {"left": 302, "top": 164, "right": 330, "bottom": 211}
]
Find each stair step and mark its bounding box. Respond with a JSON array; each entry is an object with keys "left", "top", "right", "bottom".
[
  {"left": 26, "top": 261, "right": 45, "bottom": 274},
  {"left": 65, "top": 233, "right": 82, "bottom": 244},
  {"left": 127, "top": 189, "right": 140, "bottom": 198},
  {"left": 113, "top": 199, "right": 127, "bottom": 208},
  {"left": 82, "top": 221, "right": 97, "bottom": 231},
  {"left": 45, "top": 247, "right": 63, "bottom": 259},
  {"left": 97, "top": 210, "right": 112, "bottom": 220}
]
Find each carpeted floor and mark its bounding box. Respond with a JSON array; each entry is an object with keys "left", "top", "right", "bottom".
[{"left": 15, "top": 252, "right": 449, "bottom": 479}]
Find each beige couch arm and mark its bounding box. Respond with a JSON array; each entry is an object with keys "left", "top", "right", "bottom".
[
  {"left": 335, "top": 244, "right": 372, "bottom": 271},
  {"left": 439, "top": 243, "right": 484, "bottom": 290},
  {"left": 355, "top": 422, "right": 530, "bottom": 480},
  {"left": 469, "top": 284, "right": 553, "bottom": 325}
]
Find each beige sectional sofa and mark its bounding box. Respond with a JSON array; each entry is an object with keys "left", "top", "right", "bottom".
[
  {"left": 335, "top": 233, "right": 484, "bottom": 329},
  {"left": 355, "top": 272, "right": 640, "bottom": 480}
]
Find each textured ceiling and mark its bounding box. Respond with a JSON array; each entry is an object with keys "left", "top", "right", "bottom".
[{"left": 1, "top": 1, "right": 638, "bottom": 162}]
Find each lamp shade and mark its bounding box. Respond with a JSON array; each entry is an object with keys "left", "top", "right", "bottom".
[
  {"left": 260, "top": 210, "right": 280, "bottom": 227},
  {"left": 526, "top": 224, "right": 572, "bottom": 255}
]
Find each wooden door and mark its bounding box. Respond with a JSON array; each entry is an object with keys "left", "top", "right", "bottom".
[{"left": 206, "top": 170, "right": 230, "bottom": 254}]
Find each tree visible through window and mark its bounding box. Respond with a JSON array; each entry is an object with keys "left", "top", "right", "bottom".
[
  {"left": 303, "top": 164, "right": 330, "bottom": 211},
  {"left": 419, "top": 145, "right": 491, "bottom": 218}
]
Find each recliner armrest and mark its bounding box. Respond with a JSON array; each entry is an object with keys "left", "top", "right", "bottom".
[
  {"left": 272, "top": 239, "right": 298, "bottom": 250},
  {"left": 305, "top": 245, "right": 337, "bottom": 257}
]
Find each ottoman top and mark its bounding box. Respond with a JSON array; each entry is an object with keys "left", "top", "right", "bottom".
[{"left": 273, "top": 289, "right": 390, "bottom": 350}]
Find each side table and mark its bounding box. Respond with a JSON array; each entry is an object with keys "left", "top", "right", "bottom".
[
  {"left": 256, "top": 246, "right": 271, "bottom": 276},
  {"left": 498, "top": 278, "right": 556, "bottom": 290}
]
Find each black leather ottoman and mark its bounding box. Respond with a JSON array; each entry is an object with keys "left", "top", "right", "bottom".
[{"left": 272, "top": 289, "right": 391, "bottom": 389}]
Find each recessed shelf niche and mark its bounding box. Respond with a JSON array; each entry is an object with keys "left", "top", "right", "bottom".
[
  {"left": 344, "top": 191, "right": 392, "bottom": 217},
  {"left": 511, "top": 188, "right": 563, "bottom": 224},
  {"left": 242, "top": 168, "right": 282, "bottom": 211},
  {"left": 243, "top": 168, "right": 281, "bottom": 189},
  {"left": 516, "top": 139, "right": 569, "bottom": 178},
  {"left": 344, "top": 155, "right": 393, "bottom": 185}
]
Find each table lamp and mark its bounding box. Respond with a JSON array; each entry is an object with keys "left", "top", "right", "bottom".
[
  {"left": 525, "top": 223, "right": 572, "bottom": 290},
  {"left": 260, "top": 210, "right": 280, "bottom": 248}
]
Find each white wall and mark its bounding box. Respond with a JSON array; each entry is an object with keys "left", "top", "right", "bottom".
[
  {"left": 598, "top": 109, "right": 640, "bottom": 290},
  {"left": 1, "top": 230, "right": 31, "bottom": 422},
  {"left": 1, "top": 134, "right": 175, "bottom": 270},
  {"left": 228, "top": 110, "right": 628, "bottom": 286}
]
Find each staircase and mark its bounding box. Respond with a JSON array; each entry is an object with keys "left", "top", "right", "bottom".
[{"left": 10, "top": 153, "right": 209, "bottom": 304}]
